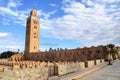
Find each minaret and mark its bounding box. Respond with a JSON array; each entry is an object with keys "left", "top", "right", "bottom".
[{"left": 25, "top": 8, "right": 40, "bottom": 53}]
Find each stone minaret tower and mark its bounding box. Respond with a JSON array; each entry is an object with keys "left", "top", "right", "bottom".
[{"left": 25, "top": 9, "right": 40, "bottom": 53}]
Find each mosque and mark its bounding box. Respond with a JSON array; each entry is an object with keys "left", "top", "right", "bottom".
[{"left": 10, "top": 9, "right": 120, "bottom": 62}]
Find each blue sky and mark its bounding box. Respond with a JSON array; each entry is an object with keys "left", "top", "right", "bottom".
[{"left": 0, "top": 0, "right": 120, "bottom": 53}]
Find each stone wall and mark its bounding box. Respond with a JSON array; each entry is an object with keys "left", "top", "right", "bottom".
[
  {"left": 85, "top": 61, "right": 95, "bottom": 67},
  {"left": 9, "top": 54, "right": 24, "bottom": 61},
  {"left": 0, "top": 61, "right": 47, "bottom": 70},
  {"left": 0, "top": 61, "right": 48, "bottom": 80},
  {"left": 0, "top": 59, "right": 105, "bottom": 79},
  {"left": 56, "top": 62, "right": 80, "bottom": 76},
  {"left": 47, "top": 62, "right": 81, "bottom": 76},
  {"left": 79, "top": 62, "right": 85, "bottom": 69},
  {"left": 25, "top": 45, "right": 106, "bottom": 62},
  {"left": 52, "top": 59, "right": 105, "bottom": 76},
  {"left": 101, "top": 59, "right": 105, "bottom": 63},
  {"left": 0, "top": 66, "right": 48, "bottom": 80},
  {"left": 96, "top": 59, "right": 101, "bottom": 65}
]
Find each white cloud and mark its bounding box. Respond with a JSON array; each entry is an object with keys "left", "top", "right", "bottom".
[
  {"left": 0, "top": 3, "right": 57, "bottom": 27},
  {"left": 8, "top": 0, "right": 17, "bottom": 8},
  {"left": 7, "top": 0, "right": 22, "bottom": 8},
  {"left": 0, "top": 7, "right": 18, "bottom": 16},
  {"left": 0, "top": 45, "right": 21, "bottom": 50},
  {"left": 50, "top": 3, "right": 57, "bottom": 7},
  {"left": 0, "top": 32, "right": 9, "bottom": 38},
  {"left": 0, "top": 0, "right": 22, "bottom": 16},
  {"left": 38, "top": 10, "right": 57, "bottom": 19},
  {"left": 41, "top": 0, "right": 120, "bottom": 46},
  {"left": 41, "top": 42, "right": 58, "bottom": 46},
  {"left": 0, "top": 45, "right": 22, "bottom": 53},
  {"left": 87, "top": 0, "right": 93, "bottom": 6},
  {"left": 0, "top": 32, "right": 23, "bottom": 52},
  {"left": 94, "top": 0, "right": 120, "bottom": 4},
  {"left": 0, "top": 0, "right": 120, "bottom": 49},
  {"left": 2, "top": 18, "right": 10, "bottom": 25},
  {"left": 0, "top": 0, "right": 27, "bottom": 26},
  {"left": 0, "top": 7, "right": 28, "bottom": 26}
]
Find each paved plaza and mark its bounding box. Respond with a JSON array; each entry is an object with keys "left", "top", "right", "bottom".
[{"left": 78, "top": 60, "right": 120, "bottom": 80}]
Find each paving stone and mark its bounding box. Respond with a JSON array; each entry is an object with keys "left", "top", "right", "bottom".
[{"left": 78, "top": 60, "right": 120, "bottom": 80}]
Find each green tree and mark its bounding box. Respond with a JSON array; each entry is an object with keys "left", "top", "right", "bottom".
[
  {"left": 57, "top": 48, "right": 60, "bottom": 51},
  {"left": 54, "top": 49, "right": 57, "bottom": 51},
  {"left": 45, "top": 50, "right": 47, "bottom": 52},
  {"left": 49, "top": 48, "right": 53, "bottom": 52},
  {"left": 0, "top": 51, "right": 17, "bottom": 59},
  {"left": 60, "top": 48, "right": 63, "bottom": 51},
  {"left": 65, "top": 48, "right": 68, "bottom": 50}
]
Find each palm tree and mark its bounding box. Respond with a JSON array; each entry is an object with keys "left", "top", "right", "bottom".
[{"left": 106, "top": 44, "right": 117, "bottom": 65}]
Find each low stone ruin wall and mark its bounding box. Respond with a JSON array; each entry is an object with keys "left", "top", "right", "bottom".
[
  {"left": 0, "top": 66, "right": 48, "bottom": 80},
  {"left": 96, "top": 59, "right": 101, "bottom": 65},
  {"left": 0, "top": 61, "right": 47, "bottom": 70},
  {"left": 85, "top": 61, "right": 94, "bottom": 67},
  {"left": 85, "top": 59, "right": 105, "bottom": 68},
  {"left": 47, "top": 62, "right": 85, "bottom": 76},
  {"left": 79, "top": 62, "right": 85, "bottom": 69},
  {"left": 0, "top": 59, "right": 105, "bottom": 79},
  {"left": 54, "top": 59, "right": 104, "bottom": 76},
  {"left": 0, "top": 61, "right": 48, "bottom": 80},
  {"left": 56, "top": 62, "right": 80, "bottom": 76},
  {"left": 101, "top": 59, "right": 105, "bottom": 63}
]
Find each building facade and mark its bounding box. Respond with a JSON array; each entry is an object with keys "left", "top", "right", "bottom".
[{"left": 24, "top": 45, "right": 106, "bottom": 62}]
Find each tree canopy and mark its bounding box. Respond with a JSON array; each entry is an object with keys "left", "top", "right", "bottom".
[{"left": 0, "top": 51, "right": 18, "bottom": 59}]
